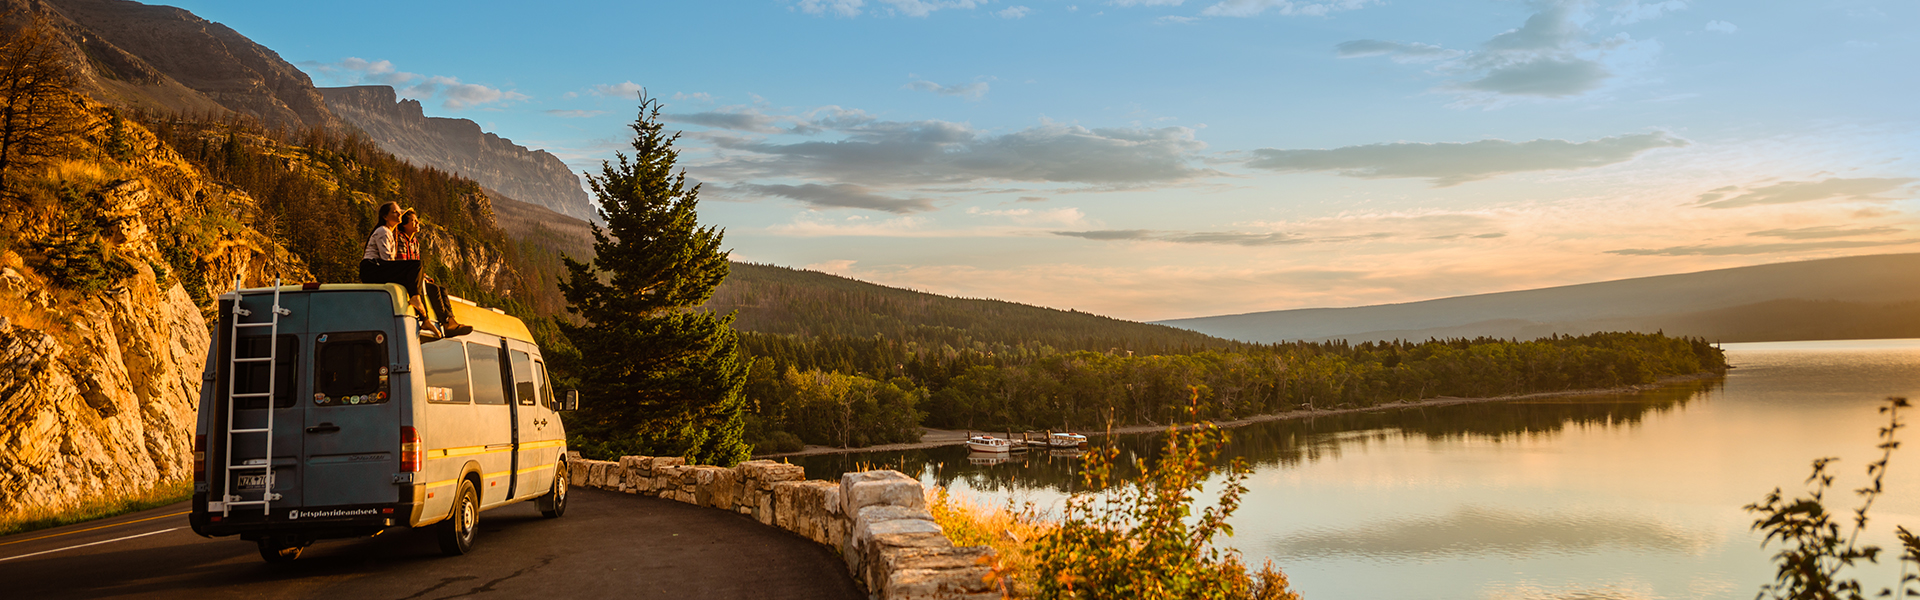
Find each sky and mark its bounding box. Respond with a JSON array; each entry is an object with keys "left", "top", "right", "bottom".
[{"left": 164, "top": 0, "right": 1919, "bottom": 322}]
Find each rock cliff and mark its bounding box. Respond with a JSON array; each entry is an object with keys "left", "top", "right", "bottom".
[
  {"left": 0, "top": 99, "right": 308, "bottom": 517},
  {"left": 320, "top": 85, "right": 597, "bottom": 222}
]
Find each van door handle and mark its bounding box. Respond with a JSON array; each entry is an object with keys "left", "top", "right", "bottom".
[{"left": 306, "top": 423, "right": 340, "bottom": 434}]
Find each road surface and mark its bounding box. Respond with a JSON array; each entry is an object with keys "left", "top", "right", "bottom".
[{"left": 0, "top": 487, "right": 862, "bottom": 600}]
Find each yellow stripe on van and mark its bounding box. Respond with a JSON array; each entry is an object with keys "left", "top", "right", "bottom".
[
  {"left": 519, "top": 439, "right": 568, "bottom": 451},
  {"left": 515, "top": 464, "right": 554, "bottom": 476}
]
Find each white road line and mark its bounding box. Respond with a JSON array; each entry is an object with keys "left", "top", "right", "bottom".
[{"left": 0, "top": 527, "right": 183, "bottom": 563}]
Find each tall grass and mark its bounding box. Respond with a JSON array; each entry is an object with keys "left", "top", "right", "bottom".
[{"left": 0, "top": 479, "right": 193, "bottom": 538}]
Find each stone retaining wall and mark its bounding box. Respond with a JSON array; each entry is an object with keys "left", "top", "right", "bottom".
[{"left": 569, "top": 454, "right": 999, "bottom": 600}]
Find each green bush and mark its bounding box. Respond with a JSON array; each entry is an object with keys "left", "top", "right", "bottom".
[
  {"left": 1747, "top": 396, "right": 1920, "bottom": 599},
  {"left": 1024, "top": 389, "right": 1302, "bottom": 600}
]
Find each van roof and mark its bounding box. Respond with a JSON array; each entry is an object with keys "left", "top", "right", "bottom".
[{"left": 226, "top": 283, "right": 536, "bottom": 343}]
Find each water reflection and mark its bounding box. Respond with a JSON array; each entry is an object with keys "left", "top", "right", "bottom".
[
  {"left": 1269, "top": 504, "right": 1718, "bottom": 560},
  {"left": 790, "top": 378, "right": 1719, "bottom": 495}
]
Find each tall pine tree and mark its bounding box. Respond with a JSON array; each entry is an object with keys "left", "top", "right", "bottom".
[{"left": 558, "top": 95, "right": 750, "bottom": 466}]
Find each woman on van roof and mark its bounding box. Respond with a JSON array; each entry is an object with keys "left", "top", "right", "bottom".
[
  {"left": 398, "top": 210, "right": 472, "bottom": 337},
  {"left": 360, "top": 202, "right": 447, "bottom": 337}
]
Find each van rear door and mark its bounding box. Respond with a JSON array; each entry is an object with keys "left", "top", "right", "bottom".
[
  {"left": 301, "top": 291, "right": 402, "bottom": 509},
  {"left": 218, "top": 292, "right": 307, "bottom": 516}
]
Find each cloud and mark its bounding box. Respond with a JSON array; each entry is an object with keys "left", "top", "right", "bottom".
[
  {"left": 1053, "top": 214, "right": 1504, "bottom": 246},
  {"left": 673, "top": 92, "right": 716, "bottom": 103},
  {"left": 1611, "top": 0, "right": 1687, "bottom": 25},
  {"left": 704, "top": 120, "right": 1213, "bottom": 187},
  {"left": 1705, "top": 20, "right": 1738, "bottom": 33},
  {"left": 1055, "top": 229, "right": 1309, "bottom": 246},
  {"left": 394, "top": 77, "right": 524, "bottom": 111},
  {"left": 966, "top": 206, "right": 1086, "bottom": 225},
  {"left": 299, "top": 58, "right": 527, "bottom": 110},
  {"left": 1455, "top": 57, "right": 1610, "bottom": 97},
  {"left": 1334, "top": 40, "right": 1462, "bottom": 63},
  {"left": 1198, "top": 0, "right": 1372, "bottom": 18},
  {"left": 797, "top": 0, "right": 865, "bottom": 17},
  {"left": 300, "top": 57, "right": 419, "bottom": 86},
  {"left": 591, "top": 81, "right": 647, "bottom": 98},
  {"left": 1693, "top": 178, "right": 1917, "bottom": 209},
  {"left": 903, "top": 80, "right": 990, "bottom": 100},
  {"left": 1340, "top": 1, "right": 1657, "bottom": 105},
  {"left": 798, "top": 0, "right": 986, "bottom": 17},
  {"left": 664, "top": 108, "right": 787, "bottom": 133},
  {"left": 1747, "top": 226, "right": 1904, "bottom": 240},
  {"left": 1243, "top": 132, "right": 1688, "bottom": 186},
  {"left": 738, "top": 183, "right": 937, "bottom": 213},
  {"left": 996, "top": 6, "right": 1031, "bottom": 18},
  {"left": 544, "top": 109, "right": 609, "bottom": 118},
  {"left": 1606, "top": 239, "right": 1920, "bottom": 256}
]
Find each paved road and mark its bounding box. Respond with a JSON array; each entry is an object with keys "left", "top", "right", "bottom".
[{"left": 0, "top": 488, "right": 862, "bottom": 600}]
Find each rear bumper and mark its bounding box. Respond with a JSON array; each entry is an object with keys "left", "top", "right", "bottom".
[{"left": 190, "top": 491, "right": 418, "bottom": 541}]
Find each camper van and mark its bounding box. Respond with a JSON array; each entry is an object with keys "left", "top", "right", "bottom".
[{"left": 187, "top": 282, "right": 576, "bottom": 562}]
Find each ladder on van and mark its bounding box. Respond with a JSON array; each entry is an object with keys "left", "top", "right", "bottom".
[{"left": 218, "top": 277, "right": 289, "bottom": 516}]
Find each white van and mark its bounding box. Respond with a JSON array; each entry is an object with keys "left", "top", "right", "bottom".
[{"left": 187, "top": 283, "right": 575, "bottom": 562}]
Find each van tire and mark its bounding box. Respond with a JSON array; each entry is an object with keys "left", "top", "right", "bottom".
[
  {"left": 438, "top": 479, "right": 478, "bottom": 556},
  {"left": 537, "top": 461, "right": 568, "bottom": 518},
  {"left": 257, "top": 536, "right": 307, "bottom": 563}
]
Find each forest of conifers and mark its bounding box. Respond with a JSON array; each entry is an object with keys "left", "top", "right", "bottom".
[{"left": 730, "top": 294, "right": 1726, "bottom": 452}]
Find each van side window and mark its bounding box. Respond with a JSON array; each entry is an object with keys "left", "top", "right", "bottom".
[
  {"left": 422, "top": 339, "right": 470, "bottom": 404},
  {"left": 467, "top": 341, "right": 507, "bottom": 406},
  {"left": 314, "top": 332, "right": 389, "bottom": 406},
  {"left": 510, "top": 350, "right": 536, "bottom": 406},
  {"left": 534, "top": 360, "right": 554, "bottom": 409},
  {"left": 234, "top": 334, "right": 297, "bottom": 409}
]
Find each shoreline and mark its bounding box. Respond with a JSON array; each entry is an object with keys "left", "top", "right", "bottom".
[{"left": 753, "top": 371, "right": 1725, "bottom": 459}]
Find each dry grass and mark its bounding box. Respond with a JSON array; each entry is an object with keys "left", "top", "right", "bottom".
[
  {"left": 0, "top": 479, "right": 193, "bottom": 538},
  {"left": 927, "top": 486, "right": 1056, "bottom": 595}
]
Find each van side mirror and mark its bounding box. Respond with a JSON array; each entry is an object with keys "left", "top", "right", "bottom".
[{"left": 561, "top": 390, "right": 579, "bottom": 412}]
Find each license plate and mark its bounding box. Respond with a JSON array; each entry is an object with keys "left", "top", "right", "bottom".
[{"left": 238, "top": 474, "right": 271, "bottom": 489}]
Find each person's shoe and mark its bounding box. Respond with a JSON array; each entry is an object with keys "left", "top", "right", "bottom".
[
  {"left": 443, "top": 320, "right": 474, "bottom": 337},
  {"left": 421, "top": 319, "right": 445, "bottom": 338}
]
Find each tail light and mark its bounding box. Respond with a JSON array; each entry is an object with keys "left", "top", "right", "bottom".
[
  {"left": 401, "top": 426, "right": 422, "bottom": 473},
  {"left": 193, "top": 434, "right": 206, "bottom": 483}
]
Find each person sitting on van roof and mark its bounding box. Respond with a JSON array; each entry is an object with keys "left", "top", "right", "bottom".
[
  {"left": 360, "top": 201, "right": 450, "bottom": 337},
  {"left": 398, "top": 210, "right": 472, "bottom": 337}
]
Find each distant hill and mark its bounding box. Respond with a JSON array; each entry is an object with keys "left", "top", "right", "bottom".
[
  {"left": 487, "top": 197, "right": 1229, "bottom": 352},
  {"left": 1156, "top": 253, "right": 1920, "bottom": 344},
  {"left": 707, "top": 262, "right": 1231, "bottom": 354}
]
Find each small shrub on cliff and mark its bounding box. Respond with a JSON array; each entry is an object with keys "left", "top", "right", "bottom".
[
  {"left": 1021, "top": 389, "right": 1302, "bottom": 600},
  {"left": 1746, "top": 396, "right": 1920, "bottom": 599}
]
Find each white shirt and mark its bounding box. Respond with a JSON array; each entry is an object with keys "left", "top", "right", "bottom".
[{"left": 362, "top": 226, "right": 395, "bottom": 261}]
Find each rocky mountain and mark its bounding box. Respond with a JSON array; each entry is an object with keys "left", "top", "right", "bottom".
[
  {"left": 320, "top": 85, "right": 598, "bottom": 223},
  {"left": 6, "top": 0, "right": 594, "bottom": 223},
  {"left": 1157, "top": 253, "right": 1920, "bottom": 344},
  {"left": 14, "top": 0, "right": 342, "bottom": 131},
  {"left": 0, "top": 97, "right": 305, "bottom": 516}
]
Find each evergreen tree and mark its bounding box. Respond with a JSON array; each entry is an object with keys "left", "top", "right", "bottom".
[{"left": 558, "top": 96, "right": 751, "bottom": 466}]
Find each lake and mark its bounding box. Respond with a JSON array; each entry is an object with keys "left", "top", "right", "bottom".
[{"left": 790, "top": 339, "right": 1920, "bottom": 599}]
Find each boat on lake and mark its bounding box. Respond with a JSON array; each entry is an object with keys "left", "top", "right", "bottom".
[
  {"left": 966, "top": 435, "right": 1014, "bottom": 453},
  {"left": 1047, "top": 431, "right": 1089, "bottom": 449}
]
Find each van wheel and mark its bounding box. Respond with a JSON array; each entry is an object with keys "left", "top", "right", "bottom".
[
  {"left": 438, "top": 479, "right": 478, "bottom": 556},
  {"left": 537, "top": 461, "right": 568, "bottom": 518},
  {"left": 257, "top": 536, "right": 307, "bottom": 563}
]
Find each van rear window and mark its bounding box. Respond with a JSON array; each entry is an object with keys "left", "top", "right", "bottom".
[
  {"left": 422, "top": 339, "right": 470, "bottom": 403},
  {"left": 315, "top": 332, "right": 389, "bottom": 406}
]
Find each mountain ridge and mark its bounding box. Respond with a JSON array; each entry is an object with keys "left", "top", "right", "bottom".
[{"left": 1157, "top": 253, "right": 1920, "bottom": 343}]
